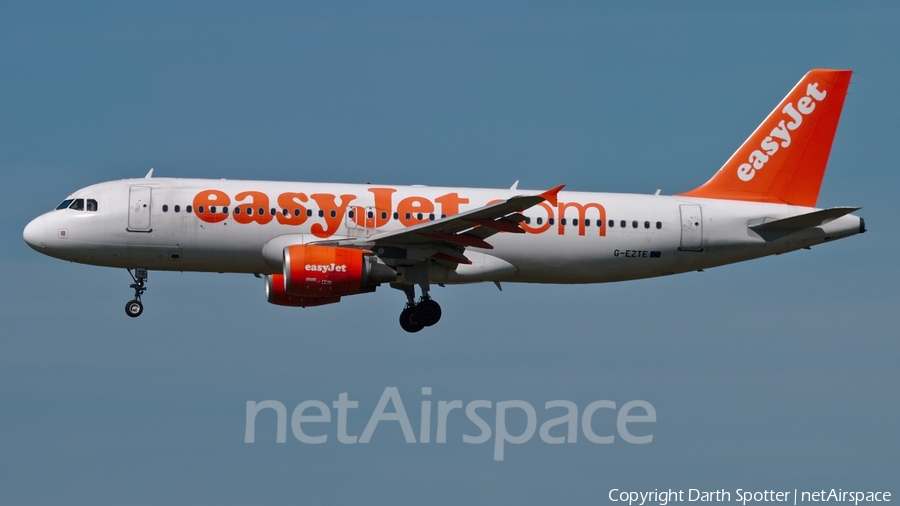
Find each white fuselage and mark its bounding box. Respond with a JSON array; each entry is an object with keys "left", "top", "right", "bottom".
[{"left": 23, "top": 177, "right": 863, "bottom": 285}]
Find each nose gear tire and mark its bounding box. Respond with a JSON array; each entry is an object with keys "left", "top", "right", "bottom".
[{"left": 125, "top": 300, "right": 144, "bottom": 318}]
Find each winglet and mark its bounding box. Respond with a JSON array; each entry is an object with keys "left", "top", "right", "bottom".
[
  {"left": 539, "top": 184, "right": 565, "bottom": 207},
  {"left": 145, "top": 168, "right": 154, "bottom": 179}
]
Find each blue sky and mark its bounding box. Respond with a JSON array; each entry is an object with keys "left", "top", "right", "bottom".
[{"left": 2, "top": 2, "right": 898, "bottom": 504}]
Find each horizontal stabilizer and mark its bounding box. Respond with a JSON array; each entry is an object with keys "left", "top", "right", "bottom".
[{"left": 750, "top": 207, "right": 859, "bottom": 232}]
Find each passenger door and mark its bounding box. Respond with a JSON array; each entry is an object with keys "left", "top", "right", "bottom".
[
  {"left": 128, "top": 186, "right": 152, "bottom": 231},
  {"left": 679, "top": 204, "right": 702, "bottom": 251}
]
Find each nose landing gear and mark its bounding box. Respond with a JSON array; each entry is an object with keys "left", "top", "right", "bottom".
[{"left": 125, "top": 268, "right": 148, "bottom": 318}]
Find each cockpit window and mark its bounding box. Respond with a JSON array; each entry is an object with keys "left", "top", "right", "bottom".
[{"left": 59, "top": 198, "right": 98, "bottom": 211}]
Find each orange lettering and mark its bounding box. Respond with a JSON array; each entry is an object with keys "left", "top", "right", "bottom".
[
  {"left": 557, "top": 201, "right": 606, "bottom": 236},
  {"left": 434, "top": 192, "right": 469, "bottom": 217},
  {"left": 397, "top": 196, "right": 434, "bottom": 226},
  {"left": 310, "top": 193, "right": 355, "bottom": 238},
  {"left": 276, "top": 192, "right": 310, "bottom": 226},
  {"left": 193, "top": 189, "right": 230, "bottom": 224},
  {"left": 233, "top": 191, "right": 273, "bottom": 225},
  {"left": 520, "top": 202, "right": 553, "bottom": 234}
]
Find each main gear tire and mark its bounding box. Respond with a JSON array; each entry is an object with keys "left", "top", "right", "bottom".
[
  {"left": 399, "top": 306, "right": 425, "bottom": 333},
  {"left": 415, "top": 299, "right": 442, "bottom": 327}
]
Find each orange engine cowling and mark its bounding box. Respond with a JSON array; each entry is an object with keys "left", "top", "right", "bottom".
[
  {"left": 283, "top": 244, "right": 396, "bottom": 298},
  {"left": 266, "top": 274, "right": 341, "bottom": 307}
]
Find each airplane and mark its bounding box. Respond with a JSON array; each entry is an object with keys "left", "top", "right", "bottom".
[{"left": 23, "top": 69, "right": 864, "bottom": 332}]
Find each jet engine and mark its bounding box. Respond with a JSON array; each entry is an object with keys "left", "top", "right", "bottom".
[
  {"left": 282, "top": 244, "right": 397, "bottom": 298},
  {"left": 265, "top": 274, "right": 341, "bottom": 307}
]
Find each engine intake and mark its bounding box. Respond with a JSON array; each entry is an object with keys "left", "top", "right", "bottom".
[{"left": 283, "top": 244, "right": 396, "bottom": 297}]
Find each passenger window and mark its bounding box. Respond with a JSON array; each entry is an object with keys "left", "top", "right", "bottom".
[
  {"left": 307, "top": 209, "right": 313, "bottom": 217},
  {"left": 632, "top": 220, "right": 638, "bottom": 228},
  {"left": 537, "top": 217, "right": 543, "bottom": 225},
  {"left": 393, "top": 212, "right": 399, "bottom": 220},
  {"left": 223, "top": 207, "right": 228, "bottom": 214},
  {"left": 174, "top": 205, "right": 180, "bottom": 213},
  {"left": 405, "top": 213, "right": 411, "bottom": 220},
  {"left": 87, "top": 199, "right": 98, "bottom": 212},
  {"left": 644, "top": 221, "right": 650, "bottom": 229},
  {"left": 270, "top": 208, "right": 276, "bottom": 216},
  {"left": 416, "top": 213, "right": 423, "bottom": 220},
  {"left": 524, "top": 217, "right": 531, "bottom": 225},
  {"left": 210, "top": 206, "right": 217, "bottom": 214},
  {"left": 56, "top": 199, "right": 74, "bottom": 210},
  {"left": 382, "top": 211, "right": 388, "bottom": 220},
  {"left": 318, "top": 210, "right": 324, "bottom": 217},
  {"left": 162, "top": 205, "right": 169, "bottom": 212},
  {"left": 560, "top": 218, "right": 567, "bottom": 226},
  {"left": 69, "top": 199, "right": 84, "bottom": 211},
  {"left": 572, "top": 218, "right": 578, "bottom": 226},
  {"left": 294, "top": 209, "right": 301, "bottom": 217},
  {"left": 656, "top": 221, "right": 662, "bottom": 229},
  {"left": 584, "top": 219, "right": 590, "bottom": 226},
  {"left": 235, "top": 207, "right": 242, "bottom": 215},
  {"left": 429, "top": 213, "right": 435, "bottom": 221},
  {"left": 620, "top": 220, "right": 626, "bottom": 228},
  {"left": 330, "top": 210, "right": 336, "bottom": 218},
  {"left": 367, "top": 211, "right": 374, "bottom": 219},
  {"left": 549, "top": 218, "right": 555, "bottom": 225},
  {"left": 608, "top": 220, "right": 614, "bottom": 228},
  {"left": 187, "top": 205, "right": 193, "bottom": 213},
  {"left": 348, "top": 210, "right": 355, "bottom": 219},
  {"left": 258, "top": 207, "right": 264, "bottom": 216},
  {"left": 198, "top": 206, "right": 205, "bottom": 214}
]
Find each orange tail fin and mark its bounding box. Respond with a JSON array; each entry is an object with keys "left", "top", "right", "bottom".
[{"left": 679, "top": 69, "right": 852, "bottom": 207}]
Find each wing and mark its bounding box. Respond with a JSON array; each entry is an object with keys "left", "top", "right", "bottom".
[{"left": 325, "top": 184, "right": 564, "bottom": 267}]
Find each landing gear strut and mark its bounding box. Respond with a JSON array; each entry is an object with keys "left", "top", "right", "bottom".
[
  {"left": 394, "top": 283, "right": 442, "bottom": 333},
  {"left": 125, "top": 268, "right": 148, "bottom": 318}
]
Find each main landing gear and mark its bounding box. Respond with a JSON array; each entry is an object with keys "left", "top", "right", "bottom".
[
  {"left": 125, "top": 268, "right": 148, "bottom": 318},
  {"left": 396, "top": 284, "right": 442, "bottom": 333}
]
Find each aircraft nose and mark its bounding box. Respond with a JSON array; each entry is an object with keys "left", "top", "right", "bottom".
[{"left": 23, "top": 216, "right": 47, "bottom": 250}]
